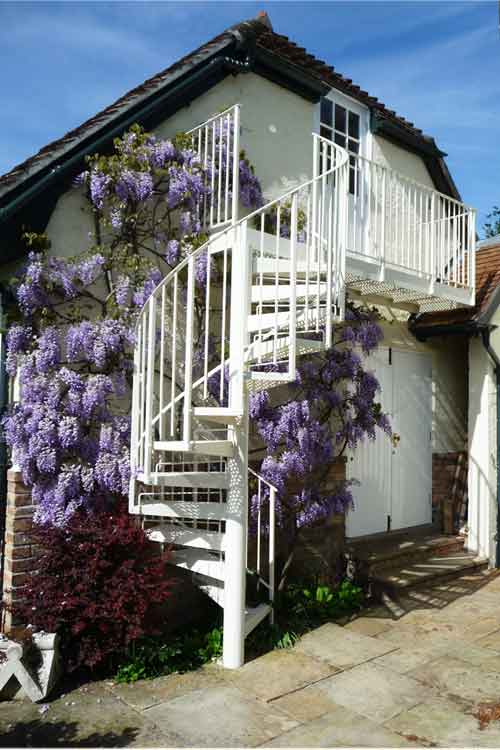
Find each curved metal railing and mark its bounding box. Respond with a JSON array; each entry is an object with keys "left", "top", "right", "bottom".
[{"left": 130, "top": 134, "right": 349, "bottom": 485}]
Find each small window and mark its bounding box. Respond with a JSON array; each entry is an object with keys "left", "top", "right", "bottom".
[{"left": 320, "top": 96, "right": 362, "bottom": 195}]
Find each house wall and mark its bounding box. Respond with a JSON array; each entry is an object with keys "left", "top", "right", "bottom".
[
  {"left": 1, "top": 70, "right": 459, "bottom": 605},
  {"left": 467, "top": 310, "right": 500, "bottom": 564},
  {"left": 40, "top": 72, "right": 441, "bottom": 258},
  {"left": 371, "top": 137, "right": 435, "bottom": 189},
  {"left": 159, "top": 73, "right": 315, "bottom": 202},
  {"left": 468, "top": 336, "right": 496, "bottom": 562}
]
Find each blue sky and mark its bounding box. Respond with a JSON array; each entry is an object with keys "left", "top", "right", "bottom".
[{"left": 0, "top": 1, "right": 498, "bottom": 232}]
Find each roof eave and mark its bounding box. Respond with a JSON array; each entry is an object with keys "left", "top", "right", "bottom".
[{"left": 0, "top": 34, "right": 238, "bottom": 214}]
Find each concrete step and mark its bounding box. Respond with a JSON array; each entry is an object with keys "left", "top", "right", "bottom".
[{"left": 372, "top": 552, "right": 489, "bottom": 594}]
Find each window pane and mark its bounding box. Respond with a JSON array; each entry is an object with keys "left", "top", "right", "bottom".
[
  {"left": 350, "top": 166, "right": 361, "bottom": 196},
  {"left": 348, "top": 111, "right": 360, "bottom": 139},
  {"left": 334, "top": 132, "right": 346, "bottom": 148},
  {"left": 335, "top": 105, "right": 347, "bottom": 133},
  {"left": 320, "top": 98, "right": 333, "bottom": 126},
  {"left": 320, "top": 125, "right": 331, "bottom": 140},
  {"left": 348, "top": 138, "right": 359, "bottom": 154}
]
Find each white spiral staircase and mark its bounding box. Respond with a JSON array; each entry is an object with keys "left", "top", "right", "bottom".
[{"left": 129, "top": 105, "right": 476, "bottom": 668}]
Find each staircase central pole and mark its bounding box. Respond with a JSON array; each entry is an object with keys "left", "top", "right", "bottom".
[{"left": 223, "top": 221, "right": 250, "bottom": 669}]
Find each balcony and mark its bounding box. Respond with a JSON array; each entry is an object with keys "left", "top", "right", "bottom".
[
  {"left": 314, "top": 135, "right": 475, "bottom": 312},
  {"left": 190, "top": 108, "right": 476, "bottom": 315}
]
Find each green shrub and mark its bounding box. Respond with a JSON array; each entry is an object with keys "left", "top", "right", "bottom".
[
  {"left": 283, "top": 580, "right": 364, "bottom": 630},
  {"left": 115, "top": 626, "right": 223, "bottom": 683},
  {"left": 116, "top": 578, "right": 364, "bottom": 682},
  {"left": 247, "top": 578, "right": 364, "bottom": 660}
]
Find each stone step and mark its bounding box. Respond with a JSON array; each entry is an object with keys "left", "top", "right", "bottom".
[
  {"left": 372, "top": 552, "right": 489, "bottom": 594},
  {"left": 370, "top": 536, "right": 466, "bottom": 575},
  {"left": 348, "top": 530, "right": 466, "bottom": 577}
]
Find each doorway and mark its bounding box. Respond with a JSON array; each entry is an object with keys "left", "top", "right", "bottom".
[{"left": 346, "top": 347, "right": 432, "bottom": 538}]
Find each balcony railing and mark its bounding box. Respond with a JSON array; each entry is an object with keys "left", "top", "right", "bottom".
[{"left": 314, "top": 135, "right": 476, "bottom": 309}]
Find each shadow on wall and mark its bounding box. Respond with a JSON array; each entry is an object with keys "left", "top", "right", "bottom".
[
  {"left": 432, "top": 368, "right": 467, "bottom": 453},
  {"left": 467, "top": 451, "right": 496, "bottom": 559}
]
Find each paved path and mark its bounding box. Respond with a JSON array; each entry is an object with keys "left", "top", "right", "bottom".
[{"left": 2, "top": 569, "right": 500, "bottom": 747}]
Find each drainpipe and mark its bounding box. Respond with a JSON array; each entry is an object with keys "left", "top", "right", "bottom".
[{"left": 480, "top": 327, "right": 500, "bottom": 567}]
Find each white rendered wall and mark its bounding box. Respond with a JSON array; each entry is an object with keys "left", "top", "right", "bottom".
[
  {"left": 39, "top": 73, "right": 443, "bottom": 259},
  {"left": 160, "top": 73, "right": 315, "bottom": 202},
  {"left": 371, "top": 136, "right": 435, "bottom": 189},
  {"left": 468, "top": 335, "right": 496, "bottom": 562}
]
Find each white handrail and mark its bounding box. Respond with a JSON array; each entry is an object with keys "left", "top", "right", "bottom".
[
  {"left": 187, "top": 104, "right": 240, "bottom": 229},
  {"left": 131, "top": 134, "right": 349, "bottom": 482},
  {"left": 248, "top": 466, "right": 277, "bottom": 622}
]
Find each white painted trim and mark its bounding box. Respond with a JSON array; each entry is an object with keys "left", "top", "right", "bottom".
[{"left": 315, "top": 87, "right": 372, "bottom": 161}]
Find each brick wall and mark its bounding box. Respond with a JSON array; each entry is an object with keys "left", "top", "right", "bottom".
[
  {"left": 290, "top": 457, "right": 347, "bottom": 582},
  {"left": 1, "top": 469, "right": 35, "bottom": 634},
  {"left": 432, "top": 451, "right": 467, "bottom": 534},
  {"left": 248, "top": 457, "right": 348, "bottom": 584}
]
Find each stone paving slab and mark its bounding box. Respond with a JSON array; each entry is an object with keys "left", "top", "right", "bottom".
[
  {"left": 447, "top": 615, "right": 500, "bottom": 643},
  {"left": 109, "top": 664, "right": 226, "bottom": 710},
  {"left": 375, "top": 620, "right": 460, "bottom": 649},
  {"left": 143, "top": 685, "right": 299, "bottom": 747},
  {"left": 3, "top": 570, "right": 500, "bottom": 747},
  {"left": 294, "top": 622, "right": 396, "bottom": 669},
  {"left": 270, "top": 685, "right": 340, "bottom": 723},
  {"left": 226, "top": 648, "right": 338, "bottom": 703},
  {"left": 408, "top": 655, "right": 500, "bottom": 703},
  {"left": 263, "top": 703, "right": 418, "bottom": 747},
  {"left": 476, "top": 628, "right": 500, "bottom": 651},
  {"left": 373, "top": 637, "right": 500, "bottom": 675},
  {"left": 314, "top": 662, "right": 431, "bottom": 723},
  {"left": 344, "top": 614, "right": 395, "bottom": 637},
  {"left": 386, "top": 697, "right": 500, "bottom": 748},
  {"left": 0, "top": 682, "right": 180, "bottom": 747}
]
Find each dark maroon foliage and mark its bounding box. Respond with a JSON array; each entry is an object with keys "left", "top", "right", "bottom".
[{"left": 12, "top": 502, "right": 172, "bottom": 671}]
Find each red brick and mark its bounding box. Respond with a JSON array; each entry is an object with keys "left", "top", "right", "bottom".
[
  {"left": 5, "top": 515, "right": 34, "bottom": 534},
  {"left": 5, "top": 530, "right": 33, "bottom": 547},
  {"left": 4, "top": 543, "right": 32, "bottom": 560},
  {"left": 3, "top": 570, "right": 30, "bottom": 589},
  {"left": 7, "top": 492, "right": 33, "bottom": 509},
  {"left": 4, "top": 557, "right": 35, "bottom": 574}
]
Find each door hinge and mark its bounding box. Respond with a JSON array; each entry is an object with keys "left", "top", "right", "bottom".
[{"left": 387, "top": 514, "right": 391, "bottom": 532}]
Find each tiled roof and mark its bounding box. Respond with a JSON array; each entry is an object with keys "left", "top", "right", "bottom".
[
  {"left": 0, "top": 29, "right": 235, "bottom": 197},
  {"left": 251, "top": 21, "right": 435, "bottom": 145},
  {"left": 413, "top": 240, "right": 500, "bottom": 329},
  {"left": 0, "top": 12, "right": 448, "bottom": 201}
]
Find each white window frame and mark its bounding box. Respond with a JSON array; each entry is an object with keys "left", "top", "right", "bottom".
[{"left": 314, "top": 88, "right": 372, "bottom": 162}]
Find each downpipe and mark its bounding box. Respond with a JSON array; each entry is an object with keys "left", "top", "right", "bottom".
[{"left": 480, "top": 327, "right": 500, "bottom": 567}]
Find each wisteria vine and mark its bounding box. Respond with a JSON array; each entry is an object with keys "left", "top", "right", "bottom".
[
  {"left": 3, "top": 120, "right": 390, "bottom": 563},
  {"left": 3, "top": 122, "right": 262, "bottom": 525}
]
